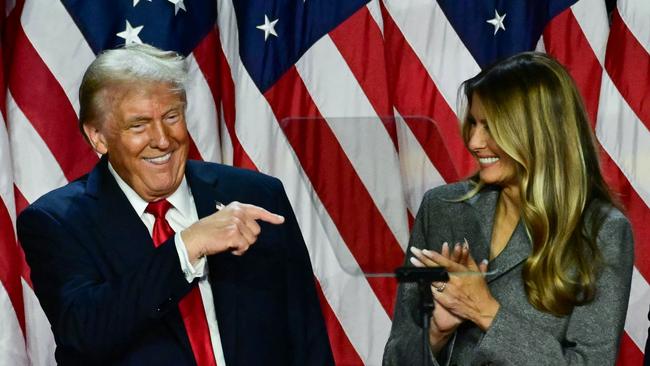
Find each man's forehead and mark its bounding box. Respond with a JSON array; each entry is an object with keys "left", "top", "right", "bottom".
[{"left": 102, "top": 81, "right": 185, "bottom": 108}]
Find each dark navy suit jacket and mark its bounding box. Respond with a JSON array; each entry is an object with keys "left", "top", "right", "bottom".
[{"left": 18, "top": 157, "right": 333, "bottom": 365}]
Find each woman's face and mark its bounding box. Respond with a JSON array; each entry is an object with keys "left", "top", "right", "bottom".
[{"left": 467, "top": 95, "right": 519, "bottom": 189}]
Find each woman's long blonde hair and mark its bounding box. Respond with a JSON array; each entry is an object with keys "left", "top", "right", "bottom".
[{"left": 460, "top": 52, "right": 616, "bottom": 316}]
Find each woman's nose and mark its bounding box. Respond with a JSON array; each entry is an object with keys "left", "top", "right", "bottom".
[{"left": 468, "top": 126, "right": 487, "bottom": 151}]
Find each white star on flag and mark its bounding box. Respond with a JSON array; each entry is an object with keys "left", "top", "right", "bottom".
[
  {"left": 168, "top": 0, "right": 186, "bottom": 15},
  {"left": 116, "top": 20, "right": 143, "bottom": 44},
  {"left": 256, "top": 15, "right": 279, "bottom": 41},
  {"left": 486, "top": 9, "right": 506, "bottom": 35},
  {"left": 132, "top": 0, "right": 151, "bottom": 7}
]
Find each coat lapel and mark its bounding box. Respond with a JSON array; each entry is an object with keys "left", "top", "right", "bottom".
[
  {"left": 464, "top": 186, "right": 531, "bottom": 283},
  {"left": 85, "top": 157, "right": 154, "bottom": 271},
  {"left": 85, "top": 157, "right": 193, "bottom": 359},
  {"left": 185, "top": 161, "right": 238, "bottom": 366}
]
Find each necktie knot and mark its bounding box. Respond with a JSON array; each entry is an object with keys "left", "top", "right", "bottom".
[
  {"left": 146, "top": 200, "right": 175, "bottom": 247},
  {"left": 146, "top": 199, "right": 172, "bottom": 219}
]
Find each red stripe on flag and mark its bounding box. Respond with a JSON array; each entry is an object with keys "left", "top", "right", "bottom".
[
  {"left": 192, "top": 29, "right": 220, "bottom": 110},
  {"left": 380, "top": 3, "right": 473, "bottom": 180},
  {"left": 314, "top": 279, "right": 364, "bottom": 366},
  {"left": 264, "top": 66, "right": 404, "bottom": 314},
  {"left": 186, "top": 138, "right": 203, "bottom": 161},
  {"left": 329, "top": 6, "right": 398, "bottom": 147},
  {"left": 543, "top": 8, "right": 603, "bottom": 126},
  {"left": 606, "top": 10, "right": 650, "bottom": 130},
  {"left": 615, "top": 331, "right": 644, "bottom": 366},
  {"left": 403, "top": 116, "right": 460, "bottom": 182},
  {"left": 188, "top": 30, "right": 221, "bottom": 163},
  {"left": 601, "top": 152, "right": 650, "bottom": 279},
  {"left": 14, "top": 186, "right": 32, "bottom": 284},
  {"left": 213, "top": 27, "right": 258, "bottom": 171},
  {"left": 8, "top": 26, "right": 97, "bottom": 181},
  {"left": 0, "top": 199, "right": 26, "bottom": 335}
]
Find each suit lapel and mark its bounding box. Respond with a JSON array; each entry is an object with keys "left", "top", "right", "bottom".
[
  {"left": 86, "top": 157, "right": 193, "bottom": 358},
  {"left": 464, "top": 186, "right": 531, "bottom": 283},
  {"left": 85, "top": 157, "right": 154, "bottom": 271},
  {"left": 185, "top": 162, "right": 238, "bottom": 366}
]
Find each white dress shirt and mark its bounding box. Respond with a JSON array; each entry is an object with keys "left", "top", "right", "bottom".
[{"left": 108, "top": 163, "right": 226, "bottom": 365}]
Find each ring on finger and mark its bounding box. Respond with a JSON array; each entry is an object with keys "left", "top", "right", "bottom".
[{"left": 432, "top": 282, "right": 446, "bottom": 293}]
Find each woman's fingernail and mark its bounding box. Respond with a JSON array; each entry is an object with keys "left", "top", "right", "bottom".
[
  {"left": 463, "top": 238, "right": 470, "bottom": 249},
  {"left": 442, "top": 242, "right": 449, "bottom": 251},
  {"left": 422, "top": 249, "right": 433, "bottom": 256},
  {"left": 454, "top": 243, "right": 461, "bottom": 251},
  {"left": 410, "top": 257, "right": 423, "bottom": 267},
  {"left": 481, "top": 259, "right": 489, "bottom": 265},
  {"left": 409, "top": 247, "right": 421, "bottom": 254}
]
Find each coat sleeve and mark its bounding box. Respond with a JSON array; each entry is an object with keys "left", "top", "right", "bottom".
[
  {"left": 17, "top": 205, "right": 193, "bottom": 362},
  {"left": 275, "top": 181, "right": 335, "bottom": 366},
  {"left": 475, "top": 210, "right": 634, "bottom": 365}
]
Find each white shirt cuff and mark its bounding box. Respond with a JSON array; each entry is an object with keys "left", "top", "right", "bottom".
[{"left": 174, "top": 232, "right": 207, "bottom": 283}]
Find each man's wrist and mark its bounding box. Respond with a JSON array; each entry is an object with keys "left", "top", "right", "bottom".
[{"left": 180, "top": 228, "right": 204, "bottom": 264}]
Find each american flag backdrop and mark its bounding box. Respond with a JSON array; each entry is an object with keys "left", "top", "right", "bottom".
[{"left": 0, "top": 0, "right": 648, "bottom": 365}]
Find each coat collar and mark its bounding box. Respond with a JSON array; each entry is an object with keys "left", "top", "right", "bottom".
[{"left": 463, "top": 184, "right": 531, "bottom": 283}]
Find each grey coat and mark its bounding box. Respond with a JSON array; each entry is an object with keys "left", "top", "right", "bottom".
[{"left": 383, "top": 182, "right": 634, "bottom": 366}]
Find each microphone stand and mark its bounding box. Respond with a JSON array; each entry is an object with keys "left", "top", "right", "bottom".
[{"left": 395, "top": 267, "right": 449, "bottom": 366}]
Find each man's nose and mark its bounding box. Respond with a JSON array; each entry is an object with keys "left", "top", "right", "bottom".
[{"left": 149, "top": 121, "right": 171, "bottom": 149}]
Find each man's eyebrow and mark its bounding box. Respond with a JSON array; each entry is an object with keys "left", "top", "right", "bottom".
[{"left": 126, "top": 115, "right": 150, "bottom": 123}]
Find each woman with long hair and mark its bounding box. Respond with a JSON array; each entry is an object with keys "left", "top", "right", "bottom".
[{"left": 383, "top": 52, "right": 634, "bottom": 365}]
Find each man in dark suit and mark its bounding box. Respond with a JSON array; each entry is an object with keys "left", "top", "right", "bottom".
[{"left": 17, "top": 43, "right": 333, "bottom": 365}]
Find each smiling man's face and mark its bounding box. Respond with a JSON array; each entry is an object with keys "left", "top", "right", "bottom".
[{"left": 85, "top": 81, "right": 189, "bottom": 201}]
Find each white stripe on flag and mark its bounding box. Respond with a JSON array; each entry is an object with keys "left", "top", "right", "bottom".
[
  {"left": 395, "top": 112, "right": 446, "bottom": 215},
  {"left": 618, "top": 0, "right": 650, "bottom": 54},
  {"left": 625, "top": 268, "right": 650, "bottom": 352},
  {"left": 8, "top": 92, "right": 68, "bottom": 203},
  {"left": 596, "top": 74, "right": 650, "bottom": 208},
  {"left": 185, "top": 54, "right": 221, "bottom": 163},
  {"left": 22, "top": 279, "right": 56, "bottom": 366},
  {"left": 20, "top": 0, "right": 95, "bottom": 115},
  {"left": 0, "top": 282, "right": 28, "bottom": 366},
  {"left": 218, "top": 106, "right": 234, "bottom": 166},
  {"left": 570, "top": 0, "right": 609, "bottom": 65},
  {"left": 0, "top": 115, "right": 17, "bottom": 228},
  {"left": 383, "top": 0, "right": 480, "bottom": 116},
  {"left": 296, "top": 34, "right": 410, "bottom": 249}
]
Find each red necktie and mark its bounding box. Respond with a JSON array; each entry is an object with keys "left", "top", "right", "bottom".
[{"left": 146, "top": 200, "right": 217, "bottom": 366}]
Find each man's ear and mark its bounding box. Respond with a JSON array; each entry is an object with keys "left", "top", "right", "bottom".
[{"left": 83, "top": 123, "right": 108, "bottom": 155}]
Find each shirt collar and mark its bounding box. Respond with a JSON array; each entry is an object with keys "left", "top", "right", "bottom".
[{"left": 107, "top": 162, "right": 193, "bottom": 218}]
